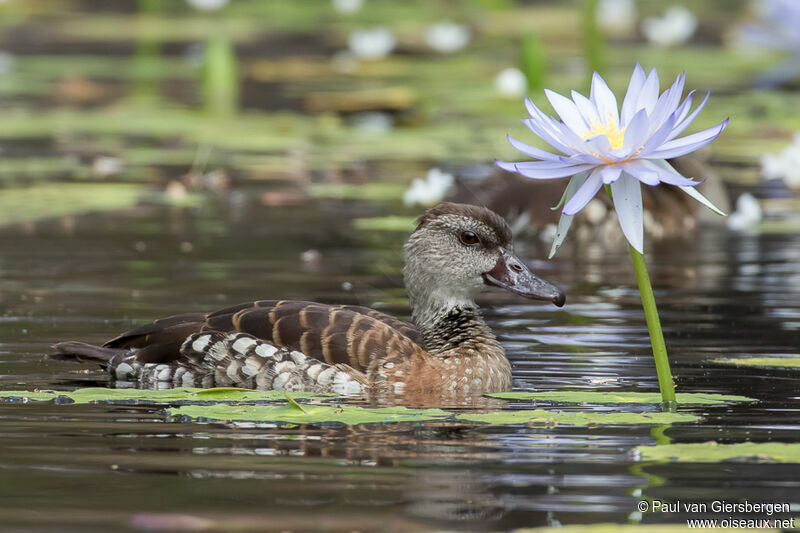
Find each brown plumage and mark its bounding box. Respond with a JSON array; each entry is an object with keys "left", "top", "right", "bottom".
[{"left": 51, "top": 203, "right": 565, "bottom": 400}]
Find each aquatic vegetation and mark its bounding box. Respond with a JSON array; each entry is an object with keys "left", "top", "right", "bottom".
[
  {"left": 726, "top": 192, "right": 762, "bottom": 232},
  {"left": 636, "top": 441, "right": 800, "bottom": 463},
  {"left": 582, "top": 0, "right": 606, "bottom": 77},
  {"left": 186, "top": 0, "right": 229, "bottom": 11},
  {"left": 0, "top": 183, "right": 144, "bottom": 226},
  {"left": 457, "top": 409, "right": 696, "bottom": 426},
  {"left": 402, "top": 168, "right": 454, "bottom": 206},
  {"left": 332, "top": 0, "right": 363, "bottom": 16},
  {"left": 519, "top": 33, "right": 547, "bottom": 93},
  {"left": 498, "top": 65, "right": 727, "bottom": 254},
  {"left": 596, "top": 0, "right": 636, "bottom": 37},
  {"left": 497, "top": 65, "right": 729, "bottom": 403},
  {"left": 495, "top": 67, "right": 527, "bottom": 99},
  {"left": 0, "top": 388, "right": 699, "bottom": 426},
  {"left": 202, "top": 33, "right": 239, "bottom": 116},
  {"left": 712, "top": 357, "right": 800, "bottom": 369},
  {"left": 348, "top": 27, "right": 396, "bottom": 61},
  {"left": 761, "top": 132, "right": 800, "bottom": 188},
  {"left": 487, "top": 391, "right": 754, "bottom": 405},
  {"left": 425, "top": 21, "right": 470, "bottom": 54},
  {"left": 170, "top": 403, "right": 452, "bottom": 425},
  {"left": 0, "top": 387, "right": 333, "bottom": 404},
  {"left": 641, "top": 6, "right": 697, "bottom": 48},
  {"left": 352, "top": 215, "right": 416, "bottom": 232}
]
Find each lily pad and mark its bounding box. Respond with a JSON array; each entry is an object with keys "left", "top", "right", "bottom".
[
  {"left": 168, "top": 402, "right": 451, "bottom": 425},
  {"left": 712, "top": 357, "right": 800, "bottom": 369},
  {"left": 636, "top": 442, "right": 800, "bottom": 464},
  {"left": 0, "top": 387, "right": 332, "bottom": 404},
  {"left": 309, "top": 183, "right": 406, "bottom": 201},
  {"left": 353, "top": 216, "right": 416, "bottom": 232},
  {"left": 1, "top": 389, "right": 701, "bottom": 427},
  {"left": 456, "top": 409, "right": 697, "bottom": 426},
  {"left": 0, "top": 183, "right": 144, "bottom": 226},
  {"left": 487, "top": 391, "right": 754, "bottom": 405}
]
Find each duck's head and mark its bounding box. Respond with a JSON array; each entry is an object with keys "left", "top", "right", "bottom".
[{"left": 403, "top": 202, "right": 565, "bottom": 310}]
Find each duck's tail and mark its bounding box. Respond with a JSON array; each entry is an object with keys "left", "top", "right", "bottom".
[{"left": 49, "top": 341, "right": 131, "bottom": 365}]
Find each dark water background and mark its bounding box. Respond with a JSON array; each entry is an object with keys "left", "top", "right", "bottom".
[
  {"left": 1, "top": 198, "right": 799, "bottom": 532},
  {"left": 1, "top": 0, "right": 799, "bottom": 530}
]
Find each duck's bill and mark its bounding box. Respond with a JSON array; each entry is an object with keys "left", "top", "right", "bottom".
[{"left": 482, "top": 248, "right": 566, "bottom": 307}]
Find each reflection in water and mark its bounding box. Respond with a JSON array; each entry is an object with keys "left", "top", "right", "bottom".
[{"left": 0, "top": 199, "right": 799, "bottom": 531}]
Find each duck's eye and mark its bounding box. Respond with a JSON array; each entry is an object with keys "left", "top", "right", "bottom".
[{"left": 459, "top": 231, "right": 480, "bottom": 246}]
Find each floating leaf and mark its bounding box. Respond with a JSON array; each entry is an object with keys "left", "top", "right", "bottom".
[
  {"left": 352, "top": 216, "right": 416, "bottom": 232},
  {"left": 309, "top": 183, "right": 407, "bottom": 201},
  {"left": 487, "top": 391, "right": 754, "bottom": 405},
  {"left": 636, "top": 442, "right": 800, "bottom": 464},
  {"left": 457, "top": 409, "right": 697, "bottom": 426},
  {"left": 0, "top": 183, "right": 145, "bottom": 226},
  {"left": 0, "top": 387, "right": 332, "bottom": 404},
  {"left": 169, "top": 403, "right": 451, "bottom": 425},
  {"left": 712, "top": 357, "right": 800, "bottom": 369}
]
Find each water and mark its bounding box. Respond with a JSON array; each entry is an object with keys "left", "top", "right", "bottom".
[{"left": 1, "top": 198, "right": 799, "bottom": 532}]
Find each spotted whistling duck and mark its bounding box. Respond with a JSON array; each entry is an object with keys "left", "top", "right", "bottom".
[{"left": 51, "top": 202, "right": 565, "bottom": 398}]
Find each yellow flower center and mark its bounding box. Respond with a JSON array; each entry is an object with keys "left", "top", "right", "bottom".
[{"left": 582, "top": 117, "right": 625, "bottom": 150}]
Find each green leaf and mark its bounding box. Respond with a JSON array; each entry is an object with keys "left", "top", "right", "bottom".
[
  {"left": 284, "top": 393, "right": 308, "bottom": 413},
  {"left": 636, "top": 442, "right": 800, "bottom": 464},
  {"left": 0, "top": 387, "right": 332, "bottom": 404},
  {"left": 352, "top": 216, "right": 416, "bottom": 232},
  {"left": 519, "top": 32, "right": 547, "bottom": 92},
  {"left": 169, "top": 403, "right": 451, "bottom": 425},
  {"left": 456, "top": 409, "right": 697, "bottom": 426},
  {"left": 712, "top": 357, "right": 800, "bottom": 369},
  {"left": 0, "top": 183, "right": 145, "bottom": 227},
  {"left": 548, "top": 171, "right": 588, "bottom": 258},
  {"left": 486, "top": 391, "right": 754, "bottom": 405},
  {"left": 309, "top": 183, "right": 407, "bottom": 201},
  {"left": 203, "top": 33, "right": 239, "bottom": 116}
]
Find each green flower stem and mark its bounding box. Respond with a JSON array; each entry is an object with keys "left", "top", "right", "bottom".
[{"left": 628, "top": 244, "right": 676, "bottom": 404}]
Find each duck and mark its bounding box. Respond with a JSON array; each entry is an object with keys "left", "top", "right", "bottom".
[{"left": 50, "top": 202, "right": 565, "bottom": 398}]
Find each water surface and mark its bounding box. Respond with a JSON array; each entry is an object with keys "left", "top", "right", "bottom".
[{"left": 1, "top": 198, "right": 799, "bottom": 531}]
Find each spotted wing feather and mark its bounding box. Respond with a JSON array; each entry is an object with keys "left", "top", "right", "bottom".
[
  {"left": 206, "top": 300, "right": 424, "bottom": 372},
  {"left": 102, "top": 301, "right": 423, "bottom": 371}
]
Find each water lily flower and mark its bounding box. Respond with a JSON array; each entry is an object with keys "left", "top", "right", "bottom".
[
  {"left": 495, "top": 67, "right": 528, "bottom": 99},
  {"left": 597, "top": 0, "right": 637, "bottom": 36},
  {"left": 403, "top": 168, "right": 455, "bottom": 207},
  {"left": 761, "top": 132, "right": 800, "bottom": 188},
  {"left": 425, "top": 21, "right": 470, "bottom": 54},
  {"left": 641, "top": 6, "right": 697, "bottom": 48},
  {"left": 497, "top": 64, "right": 728, "bottom": 255},
  {"left": 185, "top": 0, "right": 228, "bottom": 11},
  {"left": 348, "top": 27, "right": 396, "bottom": 60},
  {"left": 332, "top": 0, "right": 364, "bottom": 15},
  {"left": 727, "top": 193, "right": 762, "bottom": 232}
]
